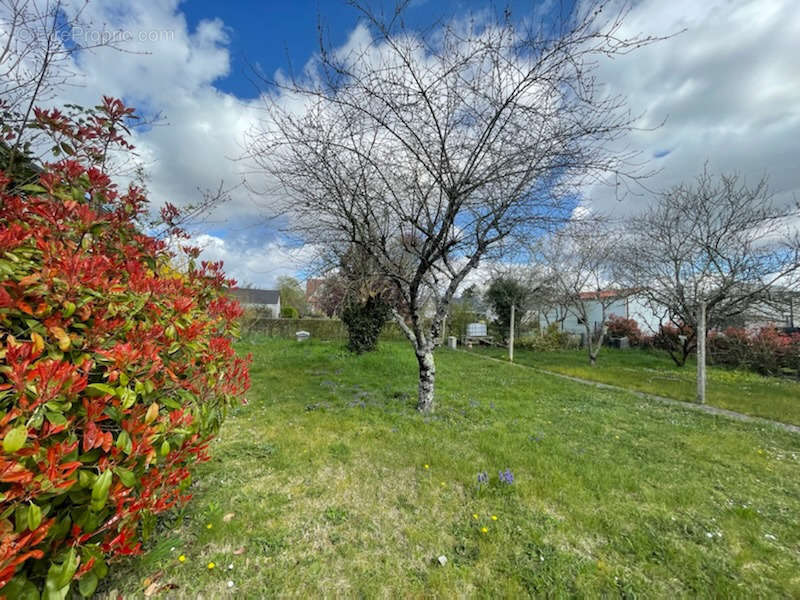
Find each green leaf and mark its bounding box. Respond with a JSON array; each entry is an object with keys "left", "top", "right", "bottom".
[
  {"left": 119, "top": 387, "right": 137, "bottom": 409},
  {"left": 3, "top": 425, "right": 27, "bottom": 453},
  {"left": 159, "top": 440, "right": 170, "bottom": 457},
  {"left": 85, "top": 383, "right": 115, "bottom": 397},
  {"left": 90, "top": 470, "right": 112, "bottom": 512},
  {"left": 115, "top": 430, "right": 132, "bottom": 455},
  {"left": 78, "top": 470, "right": 95, "bottom": 488},
  {"left": 28, "top": 410, "right": 44, "bottom": 430},
  {"left": 114, "top": 467, "right": 136, "bottom": 488},
  {"left": 14, "top": 505, "right": 28, "bottom": 532},
  {"left": 79, "top": 449, "right": 102, "bottom": 463},
  {"left": 91, "top": 555, "right": 108, "bottom": 579},
  {"left": 50, "top": 515, "right": 71, "bottom": 541},
  {"left": 2, "top": 575, "right": 40, "bottom": 600},
  {"left": 61, "top": 301, "right": 76, "bottom": 318},
  {"left": 27, "top": 503, "right": 42, "bottom": 530},
  {"left": 18, "top": 183, "right": 46, "bottom": 194},
  {"left": 162, "top": 396, "right": 181, "bottom": 409},
  {"left": 45, "top": 412, "right": 68, "bottom": 426},
  {"left": 43, "top": 548, "right": 79, "bottom": 599},
  {"left": 89, "top": 222, "right": 107, "bottom": 236},
  {"left": 77, "top": 572, "right": 98, "bottom": 598}
]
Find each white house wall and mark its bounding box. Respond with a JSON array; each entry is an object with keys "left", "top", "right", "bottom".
[
  {"left": 626, "top": 296, "right": 664, "bottom": 334},
  {"left": 539, "top": 295, "right": 666, "bottom": 335}
]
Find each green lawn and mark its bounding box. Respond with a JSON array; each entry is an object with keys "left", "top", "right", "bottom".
[
  {"left": 102, "top": 338, "right": 800, "bottom": 598},
  {"left": 471, "top": 345, "right": 800, "bottom": 427}
]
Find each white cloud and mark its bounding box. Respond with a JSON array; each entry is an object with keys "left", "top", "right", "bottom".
[
  {"left": 582, "top": 0, "right": 800, "bottom": 216},
  {"left": 35, "top": 1, "right": 287, "bottom": 285},
  {"left": 6, "top": 0, "right": 798, "bottom": 288},
  {"left": 191, "top": 233, "right": 317, "bottom": 289}
]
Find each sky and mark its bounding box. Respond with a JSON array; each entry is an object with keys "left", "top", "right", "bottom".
[{"left": 5, "top": 0, "right": 800, "bottom": 289}]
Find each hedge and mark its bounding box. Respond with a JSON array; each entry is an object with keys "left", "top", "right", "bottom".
[
  {"left": 241, "top": 317, "right": 408, "bottom": 342},
  {"left": 0, "top": 98, "right": 250, "bottom": 597}
]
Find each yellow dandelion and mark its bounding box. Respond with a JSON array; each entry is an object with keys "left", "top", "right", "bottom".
[
  {"left": 207, "top": 562, "right": 216, "bottom": 570},
  {"left": 481, "top": 527, "right": 488, "bottom": 534},
  {"left": 472, "top": 513, "right": 478, "bottom": 520},
  {"left": 178, "top": 555, "right": 186, "bottom": 563},
  {"left": 206, "top": 523, "right": 213, "bottom": 529},
  {"left": 424, "top": 464, "right": 429, "bottom": 469},
  {"left": 491, "top": 515, "right": 498, "bottom": 521},
  {"left": 440, "top": 481, "right": 446, "bottom": 487}
]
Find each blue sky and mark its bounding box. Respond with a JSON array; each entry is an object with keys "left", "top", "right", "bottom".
[
  {"left": 12, "top": 0, "right": 797, "bottom": 288},
  {"left": 182, "top": 0, "right": 570, "bottom": 98}
]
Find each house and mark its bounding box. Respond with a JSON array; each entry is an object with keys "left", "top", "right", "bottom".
[
  {"left": 230, "top": 288, "right": 281, "bottom": 318},
  {"left": 305, "top": 278, "right": 325, "bottom": 315},
  {"left": 735, "top": 287, "right": 799, "bottom": 331},
  {"left": 540, "top": 290, "right": 664, "bottom": 335}
]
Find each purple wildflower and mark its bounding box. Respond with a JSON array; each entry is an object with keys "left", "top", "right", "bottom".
[
  {"left": 477, "top": 471, "right": 489, "bottom": 485},
  {"left": 499, "top": 468, "right": 514, "bottom": 485}
]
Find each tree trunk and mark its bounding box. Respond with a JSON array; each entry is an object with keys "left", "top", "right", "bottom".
[
  {"left": 584, "top": 324, "right": 596, "bottom": 366},
  {"left": 416, "top": 349, "right": 436, "bottom": 412},
  {"left": 509, "top": 303, "right": 515, "bottom": 363},
  {"left": 696, "top": 301, "right": 706, "bottom": 404}
]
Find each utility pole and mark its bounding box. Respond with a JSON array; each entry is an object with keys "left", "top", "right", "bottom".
[
  {"left": 509, "top": 303, "right": 515, "bottom": 363},
  {"left": 696, "top": 299, "right": 706, "bottom": 404}
]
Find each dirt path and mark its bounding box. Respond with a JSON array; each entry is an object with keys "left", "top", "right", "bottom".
[{"left": 462, "top": 350, "right": 800, "bottom": 435}]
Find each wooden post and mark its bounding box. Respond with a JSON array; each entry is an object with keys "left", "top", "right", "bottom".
[
  {"left": 696, "top": 299, "right": 706, "bottom": 404},
  {"left": 509, "top": 303, "right": 515, "bottom": 363}
]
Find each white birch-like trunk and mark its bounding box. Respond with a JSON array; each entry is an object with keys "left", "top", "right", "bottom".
[
  {"left": 416, "top": 349, "right": 436, "bottom": 412},
  {"left": 509, "top": 303, "right": 515, "bottom": 363},
  {"left": 696, "top": 300, "right": 706, "bottom": 404}
]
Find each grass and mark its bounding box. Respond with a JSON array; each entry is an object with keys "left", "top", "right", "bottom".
[
  {"left": 101, "top": 338, "right": 800, "bottom": 598},
  {"left": 471, "top": 345, "right": 800, "bottom": 427}
]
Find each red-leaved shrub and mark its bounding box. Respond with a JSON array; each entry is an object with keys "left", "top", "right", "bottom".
[
  {"left": 0, "top": 99, "right": 250, "bottom": 597},
  {"left": 709, "top": 327, "right": 800, "bottom": 376},
  {"left": 605, "top": 315, "right": 643, "bottom": 346}
]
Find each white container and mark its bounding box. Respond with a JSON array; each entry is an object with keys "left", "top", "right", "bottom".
[
  {"left": 295, "top": 330, "right": 310, "bottom": 342},
  {"left": 447, "top": 336, "right": 457, "bottom": 349},
  {"left": 466, "top": 322, "right": 487, "bottom": 337}
]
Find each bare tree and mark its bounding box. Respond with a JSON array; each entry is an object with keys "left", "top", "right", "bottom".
[
  {"left": 620, "top": 168, "right": 800, "bottom": 401},
  {"left": 246, "top": 2, "right": 663, "bottom": 411},
  {"left": 537, "top": 222, "right": 625, "bottom": 365},
  {"left": 1, "top": 0, "right": 127, "bottom": 176}
]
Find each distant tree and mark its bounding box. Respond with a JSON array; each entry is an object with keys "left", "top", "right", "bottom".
[
  {"left": 277, "top": 276, "right": 308, "bottom": 316},
  {"left": 341, "top": 294, "right": 390, "bottom": 353},
  {"left": 537, "top": 222, "right": 624, "bottom": 365},
  {"left": 460, "top": 285, "right": 481, "bottom": 309},
  {"left": 446, "top": 294, "right": 481, "bottom": 339},
  {"left": 485, "top": 276, "right": 530, "bottom": 343},
  {"left": 1, "top": 0, "right": 125, "bottom": 181},
  {"left": 620, "top": 168, "right": 800, "bottom": 401},
  {"left": 316, "top": 275, "right": 348, "bottom": 317},
  {"left": 248, "top": 2, "right": 664, "bottom": 411},
  {"left": 280, "top": 305, "right": 299, "bottom": 319}
]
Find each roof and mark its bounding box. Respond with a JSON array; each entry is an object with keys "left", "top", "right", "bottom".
[
  {"left": 305, "top": 278, "right": 324, "bottom": 299},
  {"left": 230, "top": 288, "right": 280, "bottom": 305},
  {"left": 578, "top": 289, "right": 631, "bottom": 301}
]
